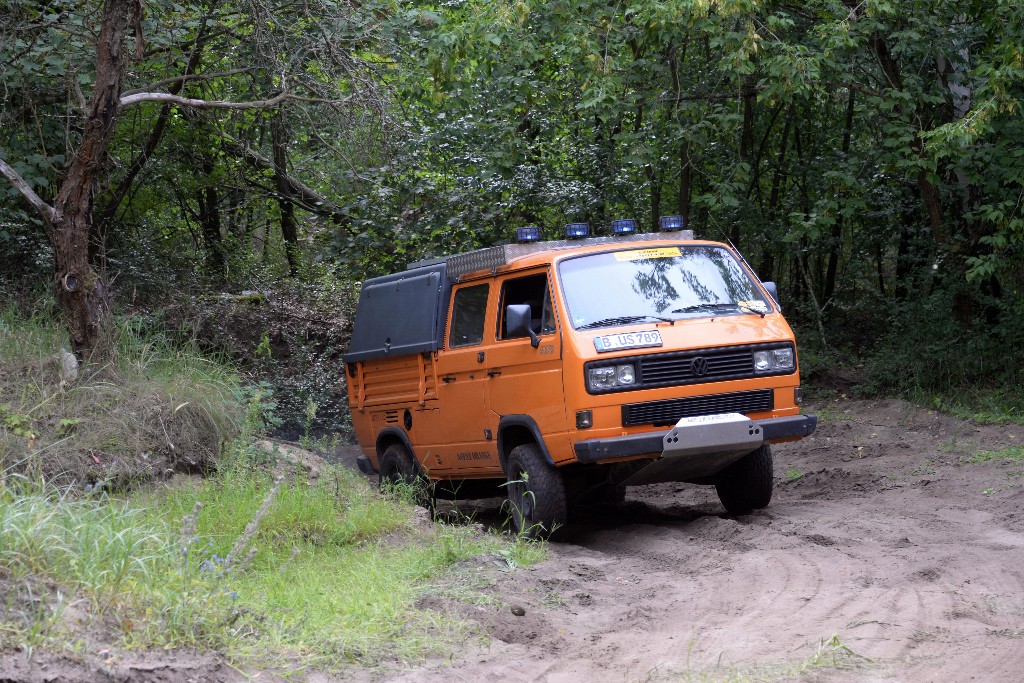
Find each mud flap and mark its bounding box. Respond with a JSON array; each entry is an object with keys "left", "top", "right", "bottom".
[
  {"left": 356, "top": 454, "right": 376, "bottom": 476},
  {"left": 620, "top": 413, "right": 764, "bottom": 486}
]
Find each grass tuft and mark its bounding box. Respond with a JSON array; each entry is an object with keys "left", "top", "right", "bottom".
[
  {"left": 1, "top": 306, "right": 547, "bottom": 668},
  {"left": 660, "top": 633, "right": 874, "bottom": 682},
  {"left": 963, "top": 445, "right": 1024, "bottom": 465},
  {"left": 0, "top": 309, "right": 244, "bottom": 486}
]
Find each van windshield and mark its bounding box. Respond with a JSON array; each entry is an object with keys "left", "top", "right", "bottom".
[{"left": 557, "top": 245, "right": 770, "bottom": 330}]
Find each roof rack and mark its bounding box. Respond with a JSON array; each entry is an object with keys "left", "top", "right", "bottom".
[{"left": 408, "top": 230, "right": 694, "bottom": 281}]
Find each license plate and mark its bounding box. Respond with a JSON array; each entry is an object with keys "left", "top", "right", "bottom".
[
  {"left": 674, "top": 412, "right": 748, "bottom": 427},
  {"left": 594, "top": 329, "right": 663, "bottom": 352}
]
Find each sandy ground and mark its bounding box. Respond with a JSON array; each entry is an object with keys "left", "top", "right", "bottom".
[
  {"left": 392, "top": 397, "right": 1024, "bottom": 682},
  {"left": 3, "top": 397, "right": 1023, "bottom": 682}
]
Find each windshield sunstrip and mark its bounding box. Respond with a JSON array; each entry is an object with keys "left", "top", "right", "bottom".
[{"left": 584, "top": 342, "right": 796, "bottom": 395}]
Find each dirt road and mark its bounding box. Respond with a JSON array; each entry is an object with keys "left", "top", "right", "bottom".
[
  {"left": 5, "top": 398, "right": 1021, "bottom": 682},
  {"left": 396, "top": 398, "right": 1024, "bottom": 682}
]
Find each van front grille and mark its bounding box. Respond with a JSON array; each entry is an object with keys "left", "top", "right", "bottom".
[
  {"left": 640, "top": 349, "right": 754, "bottom": 384},
  {"left": 584, "top": 342, "right": 794, "bottom": 394},
  {"left": 621, "top": 389, "right": 774, "bottom": 427}
]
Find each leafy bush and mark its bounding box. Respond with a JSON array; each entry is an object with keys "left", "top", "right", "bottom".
[{"left": 858, "top": 289, "right": 1024, "bottom": 416}]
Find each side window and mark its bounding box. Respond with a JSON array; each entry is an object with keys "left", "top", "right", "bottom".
[
  {"left": 448, "top": 284, "right": 489, "bottom": 347},
  {"left": 499, "top": 273, "right": 557, "bottom": 340}
]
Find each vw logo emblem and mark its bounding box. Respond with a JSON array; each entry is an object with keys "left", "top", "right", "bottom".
[{"left": 691, "top": 357, "right": 708, "bottom": 376}]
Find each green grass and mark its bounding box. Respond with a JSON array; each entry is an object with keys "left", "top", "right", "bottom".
[
  {"left": 927, "top": 389, "right": 1024, "bottom": 425},
  {"left": 909, "top": 459, "right": 938, "bottom": 476},
  {"left": 962, "top": 445, "right": 1024, "bottom": 465},
  {"left": 811, "top": 404, "right": 850, "bottom": 424},
  {"left": 784, "top": 467, "right": 803, "bottom": 481},
  {"left": 0, "top": 458, "right": 545, "bottom": 668}
]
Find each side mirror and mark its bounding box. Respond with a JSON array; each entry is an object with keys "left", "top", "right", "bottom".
[
  {"left": 506, "top": 304, "right": 540, "bottom": 348},
  {"left": 762, "top": 281, "right": 780, "bottom": 308}
]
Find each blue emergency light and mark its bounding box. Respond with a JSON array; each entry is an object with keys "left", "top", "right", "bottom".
[
  {"left": 611, "top": 219, "right": 637, "bottom": 234},
  {"left": 659, "top": 215, "right": 686, "bottom": 231},
  {"left": 516, "top": 225, "right": 542, "bottom": 243},
  {"left": 564, "top": 222, "right": 590, "bottom": 238}
]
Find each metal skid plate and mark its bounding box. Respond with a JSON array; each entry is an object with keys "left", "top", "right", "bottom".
[{"left": 621, "top": 412, "right": 763, "bottom": 486}]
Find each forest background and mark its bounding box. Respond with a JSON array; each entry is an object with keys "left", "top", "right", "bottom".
[{"left": 2, "top": 0, "right": 1023, "bottom": 439}]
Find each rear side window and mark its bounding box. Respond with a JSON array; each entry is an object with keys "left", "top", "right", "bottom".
[{"left": 448, "top": 284, "right": 489, "bottom": 347}]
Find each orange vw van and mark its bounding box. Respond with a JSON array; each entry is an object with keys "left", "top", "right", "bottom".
[{"left": 345, "top": 220, "right": 816, "bottom": 536}]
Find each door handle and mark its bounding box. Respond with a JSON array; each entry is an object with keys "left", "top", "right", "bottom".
[
  {"left": 442, "top": 375, "right": 456, "bottom": 383},
  {"left": 487, "top": 369, "right": 502, "bottom": 378}
]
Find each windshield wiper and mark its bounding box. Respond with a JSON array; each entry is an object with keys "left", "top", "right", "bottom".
[
  {"left": 670, "top": 303, "right": 737, "bottom": 314},
  {"left": 672, "top": 302, "right": 768, "bottom": 318},
  {"left": 578, "top": 314, "right": 674, "bottom": 330}
]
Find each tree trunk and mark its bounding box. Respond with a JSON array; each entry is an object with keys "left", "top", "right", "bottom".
[
  {"left": 271, "top": 108, "right": 299, "bottom": 276},
  {"left": 96, "top": 12, "right": 213, "bottom": 243},
  {"left": 198, "top": 154, "right": 225, "bottom": 277},
  {"left": 871, "top": 34, "right": 946, "bottom": 246},
  {"left": 823, "top": 89, "right": 856, "bottom": 304},
  {"left": 758, "top": 105, "right": 795, "bottom": 282},
  {"left": 677, "top": 140, "right": 691, "bottom": 220},
  {"left": 733, "top": 75, "right": 757, "bottom": 247},
  {"left": 50, "top": 0, "right": 136, "bottom": 358}
]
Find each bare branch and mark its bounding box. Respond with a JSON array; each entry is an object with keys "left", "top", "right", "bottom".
[
  {"left": 221, "top": 137, "right": 353, "bottom": 230},
  {"left": 0, "top": 157, "right": 58, "bottom": 225},
  {"left": 118, "top": 91, "right": 352, "bottom": 110},
  {"left": 119, "top": 91, "right": 291, "bottom": 109}
]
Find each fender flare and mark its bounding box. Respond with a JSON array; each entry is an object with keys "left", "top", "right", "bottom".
[
  {"left": 375, "top": 427, "right": 417, "bottom": 464},
  {"left": 497, "top": 415, "right": 556, "bottom": 471}
]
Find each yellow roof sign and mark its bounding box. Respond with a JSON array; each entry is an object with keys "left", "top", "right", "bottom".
[{"left": 613, "top": 247, "right": 682, "bottom": 261}]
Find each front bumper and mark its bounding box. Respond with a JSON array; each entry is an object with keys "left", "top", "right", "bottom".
[{"left": 573, "top": 414, "right": 816, "bottom": 484}]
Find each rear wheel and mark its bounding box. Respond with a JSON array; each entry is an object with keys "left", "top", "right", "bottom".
[
  {"left": 379, "top": 443, "right": 433, "bottom": 508},
  {"left": 715, "top": 444, "right": 773, "bottom": 515},
  {"left": 505, "top": 443, "right": 567, "bottom": 539}
]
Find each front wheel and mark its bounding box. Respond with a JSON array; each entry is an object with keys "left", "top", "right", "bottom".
[
  {"left": 505, "top": 443, "right": 567, "bottom": 539},
  {"left": 715, "top": 444, "right": 773, "bottom": 515}
]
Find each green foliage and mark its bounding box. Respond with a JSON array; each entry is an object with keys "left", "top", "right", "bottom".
[
  {"left": 857, "top": 289, "right": 1024, "bottom": 413},
  {"left": 2, "top": 0, "right": 1022, "bottom": 418}
]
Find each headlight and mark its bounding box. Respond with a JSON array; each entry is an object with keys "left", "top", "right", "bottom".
[
  {"left": 753, "top": 347, "right": 795, "bottom": 373},
  {"left": 588, "top": 364, "right": 636, "bottom": 391}
]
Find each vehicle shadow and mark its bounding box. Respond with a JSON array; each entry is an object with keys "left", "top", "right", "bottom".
[{"left": 433, "top": 496, "right": 729, "bottom": 543}]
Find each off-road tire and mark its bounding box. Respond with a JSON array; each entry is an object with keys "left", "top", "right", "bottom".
[
  {"left": 378, "top": 443, "right": 433, "bottom": 508},
  {"left": 715, "top": 444, "right": 773, "bottom": 515},
  {"left": 505, "top": 443, "right": 568, "bottom": 539}
]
